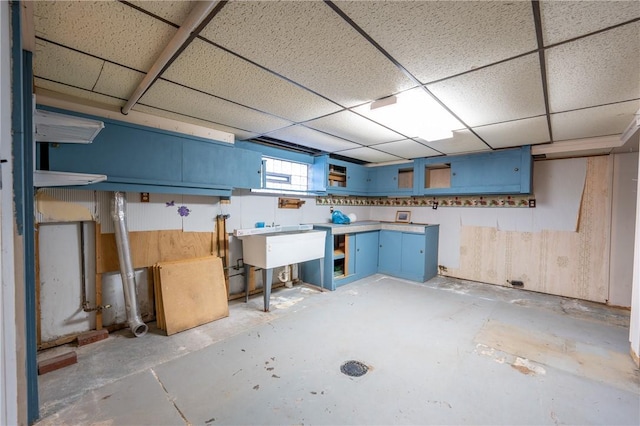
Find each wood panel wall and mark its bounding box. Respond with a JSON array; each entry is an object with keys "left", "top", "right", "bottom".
[
  {"left": 446, "top": 156, "right": 612, "bottom": 303},
  {"left": 97, "top": 230, "right": 217, "bottom": 274}
]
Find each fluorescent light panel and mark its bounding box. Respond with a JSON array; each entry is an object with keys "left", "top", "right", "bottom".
[{"left": 361, "top": 88, "right": 462, "bottom": 142}]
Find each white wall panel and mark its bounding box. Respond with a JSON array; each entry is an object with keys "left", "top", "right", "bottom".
[
  {"left": 609, "top": 153, "right": 638, "bottom": 306},
  {"left": 530, "top": 158, "right": 587, "bottom": 232},
  {"left": 124, "top": 192, "right": 182, "bottom": 232},
  {"left": 39, "top": 222, "right": 96, "bottom": 342},
  {"left": 182, "top": 195, "right": 219, "bottom": 232}
]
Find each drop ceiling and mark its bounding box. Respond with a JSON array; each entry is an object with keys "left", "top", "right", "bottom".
[{"left": 30, "top": 0, "right": 640, "bottom": 164}]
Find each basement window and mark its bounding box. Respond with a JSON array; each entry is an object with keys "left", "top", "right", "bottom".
[{"left": 263, "top": 157, "right": 309, "bottom": 192}]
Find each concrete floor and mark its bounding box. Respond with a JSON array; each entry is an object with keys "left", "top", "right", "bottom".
[{"left": 36, "top": 275, "right": 639, "bottom": 425}]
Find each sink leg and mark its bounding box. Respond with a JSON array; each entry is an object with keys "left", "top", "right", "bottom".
[
  {"left": 263, "top": 268, "right": 273, "bottom": 312},
  {"left": 244, "top": 264, "right": 251, "bottom": 303}
]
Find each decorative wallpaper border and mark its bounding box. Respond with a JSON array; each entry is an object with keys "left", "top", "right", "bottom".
[{"left": 316, "top": 194, "right": 534, "bottom": 208}]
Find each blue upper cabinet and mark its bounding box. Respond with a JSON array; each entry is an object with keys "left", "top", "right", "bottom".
[
  {"left": 45, "top": 108, "right": 262, "bottom": 195},
  {"left": 183, "top": 141, "right": 262, "bottom": 189},
  {"left": 367, "top": 163, "right": 416, "bottom": 196},
  {"left": 418, "top": 146, "right": 532, "bottom": 195},
  {"left": 312, "top": 156, "right": 369, "bottom": 195}
]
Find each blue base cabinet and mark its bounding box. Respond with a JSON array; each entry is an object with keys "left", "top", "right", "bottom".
[
  {"left": 302, "top": 224, "right": 439, "bottom": 290},
  {"left": 378, "top": 227, "right": 439, "bottom": 282},
  {"left": 301, "top": 230, "right": 379, "bottom": 291}
]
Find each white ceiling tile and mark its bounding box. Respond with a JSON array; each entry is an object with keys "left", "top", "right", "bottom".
[
  {"left": 371, "top": 139, "right": 441, "bottom": 159},
  {"left": 93, "top": 63, "right": 145, "bottom": 100},
  {"left": 473, "top": 116, "right": 550, "bottom": 149},
  {"left": 427, "top": 53, "right": 546, "bottom": 127},
  {"left": 304, "top": 111, "right": 405, "bottom": 146},
  {"left": 420, "top": 130, "right": 490, "bottom": 155},
  {"left": 337, "top": 1, "right": 537, "bottom": 83},
  {"left": 335, "top": 147, "right": 402, "bottom": 164},
  {"left": 541, "top": 1, "right": 640, "bottom": 45},
  {"left": 546, "top": 22, "right": 640, "bottom": 113},
  {"left": 132, "top": 104, "right": 259, "bottom": 141},
  {"left": 163, "top": 39, "right": 340, "bottom": 122},
  {"left": 266, "top": 126, "right": 361, "bottom": 153},
  {"left": 34, "top": 78, "right": 125, "bottom": 108},
  {"left": 139, "top": 80, "right": 292, "bottom": 134},
  {"left": 34, "top": 0, "right": 177, "bottom": 71},
  {"left": 34, "top": 40, "right": 104, "bottom": 90},
  {"left": 200, "top": 1, "right": 416, "bottom": 107},
  {"left": 126, "top": 1, "right": 194, "bottom": 26},
  {"left": 551, "top": 100, "right": 640, "bottom": 141}
]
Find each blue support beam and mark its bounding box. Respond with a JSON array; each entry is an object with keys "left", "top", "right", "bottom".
[{"left": 10, "top": 1, "right": 39, "bottom": 423}]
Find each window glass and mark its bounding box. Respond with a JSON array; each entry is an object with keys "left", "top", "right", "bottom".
[{"left": 263, "top": 157, "right": 308, "bottom": 191}]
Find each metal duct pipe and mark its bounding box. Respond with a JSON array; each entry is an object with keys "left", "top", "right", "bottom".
[{"left": 111, "top": 192, "right": 148, "bottom": 337}]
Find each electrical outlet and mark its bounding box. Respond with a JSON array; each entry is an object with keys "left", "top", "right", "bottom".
[
  {"left": 140, "top": 192, "right": 150, "bottom": 203},
  {"left": 528, "top": 199, "right": 536, "bottom": 208}
]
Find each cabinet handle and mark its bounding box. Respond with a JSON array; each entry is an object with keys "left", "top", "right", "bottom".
[
  {"left": 379, "top": 244, "right": 382, "bottom": 248},
  {"left": 420, "top": 250, "right": 423, "bottom": 253},
  {"left": 514, "top": 167, "right": 519, "bottom": 172}
]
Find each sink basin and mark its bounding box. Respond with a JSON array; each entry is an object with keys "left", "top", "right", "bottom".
[{"left": 240, "top": 230, "right": 326, "bottom": 269}]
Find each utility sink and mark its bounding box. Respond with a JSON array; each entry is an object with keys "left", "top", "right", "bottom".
[
  {"left": 240, "top": 230, "right": 325, "bottom": 269},
  {"left": 235, "top": 226, "right": 326, "bottom": 311}
]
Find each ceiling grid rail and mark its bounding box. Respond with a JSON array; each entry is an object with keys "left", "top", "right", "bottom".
[
  {"left": 531, "top": 0, "right": 553, "bottom": 143},
  {"left": 324, "top": 0, "right": 494, "bottom": 151},
  {"left": 121, "top": 0, "right": 228, "bottom": 115}
]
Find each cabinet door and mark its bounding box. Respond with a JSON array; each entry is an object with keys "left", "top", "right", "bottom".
[
  {"left": 49, "top": 123, "right": 183, "bottom": 182},
  {"left": 183, "top": 142, "right": 262, "bottom": 189},
  {"left": 378, "top": 231, "right": 402, "bottom": 275},
  {"left": 451, "top": 151, "right": 522, "bottom": 193},
  {"left": 347, "top": 164, "right": 368, "bottom": 193},
  {"left": 423, "top": 226, "right": 439, "bottom": 281},
  {"left": 310, "top": 155, "right": 328, "bottom": 192},
  {"left": 401, "top": 233, "right": 427, "bottom": 281},
  {"left": 355, "top": 232, "right": 379, "bottom": 277},
  {"left": 371, "top": 166, "right": 398, "bottom": 192}
]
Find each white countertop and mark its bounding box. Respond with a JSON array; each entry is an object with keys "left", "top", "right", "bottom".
[{"left": 312, "top": 221, "right": 438, "bottom": 235}]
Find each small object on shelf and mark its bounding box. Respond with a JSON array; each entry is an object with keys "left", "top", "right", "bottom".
[{"left": 328, "top": 164, "right": 347, "bottom": 188}]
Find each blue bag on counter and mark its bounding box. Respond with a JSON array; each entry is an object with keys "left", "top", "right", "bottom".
[{"left": 331, "top": 210, "right": 351, "bottom": 224}]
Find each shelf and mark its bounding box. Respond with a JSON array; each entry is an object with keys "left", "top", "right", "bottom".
[
  {"left": 34, "top": 170, "right": 107, "bottom": 187},
  {"left": 35, "top": 109, "right": 104, "bottom": 143}
]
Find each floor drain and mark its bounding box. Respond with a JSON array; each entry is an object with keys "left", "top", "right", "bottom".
[{"left": 340, "top": 360, "right": 368, "bottom": 377}]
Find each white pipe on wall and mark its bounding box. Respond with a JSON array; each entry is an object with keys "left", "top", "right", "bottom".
[{"left": 121, "top": 1, "right": 221, "bottom": 115}]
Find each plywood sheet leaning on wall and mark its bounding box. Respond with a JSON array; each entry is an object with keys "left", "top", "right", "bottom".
[
  {"left": 153, "top": 256, "right": 228, "bottom": 336},
  {"left": 446, "top": 156, "right": 612, "bottom": 303},
  {"left": 98, "top": 230, "right": 215, "bottom": 273}
]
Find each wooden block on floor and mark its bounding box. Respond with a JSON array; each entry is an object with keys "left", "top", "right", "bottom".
[
  {"left": 77, "top": 329, "right": 109, "bottom": 346},
  {"left": 38, "top": 351, "right": 77, "bottom": 375}
]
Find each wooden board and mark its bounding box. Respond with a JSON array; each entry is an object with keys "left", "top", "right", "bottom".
[
  {"left": 95, "top": 223, "right": 103, "bottom": 330},
  {"left": 98, "top": 230, "right": 216, "bottom": 274},
  {"left": 152, "top": 265, "right": 165, "bottom": 331},
  {"left": 446, "top": 156, "right": 612, "bottom": 303},
  {"left": 156, "top": 256, "right": 228, "bottom": 336}
]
